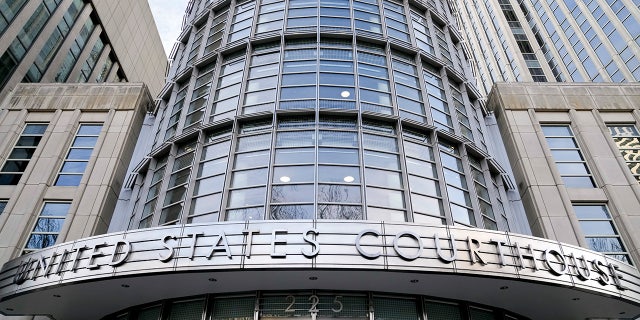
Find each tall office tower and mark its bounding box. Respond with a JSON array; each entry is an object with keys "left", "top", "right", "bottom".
[
  {"left": 0, "top": 0, "right": 167, "bottom": 98},
  {"left": 450, "top": 0, "right": 640, "bottom": 96},
  {"left": 1, "top": 1, "right": 640, "bottom": 320}
]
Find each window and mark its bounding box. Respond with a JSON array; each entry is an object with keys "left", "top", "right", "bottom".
[
  {"left": 55, "top": 124, "right": 103, "bottom": 186},
  {"left": 160, "top": 140, "right": 197, "bottom": 224},
  {"left": 439, "top": 140, "right": 476, "bottom": 227},
  {"left": 24, "top": 202, "right": 71, "bottom": 254},
  {"left": 573, "top": 204, "right": 631, "bottom": 264},
  {"left": 541, "top": 125, "right": 595, "bottom": 188},
  {"left": 0, "top": 201, "right": 6, "bottom": 215},
  {"left": 0, "top": 123, "right": 48, "bottom": 185},
  {"left": 607, "top": 125, "right": 640, "bottom": 183}
]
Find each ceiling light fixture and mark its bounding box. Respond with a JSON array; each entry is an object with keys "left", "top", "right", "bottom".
[
  {"left": 340, "top": 90, "right": 350, "bottom": 98},
  {"left": 280, "top": 176, "right": 291, "bottom": 183},
  {"left": 343, "top": 176, "right": 355, "bottom": 183}
]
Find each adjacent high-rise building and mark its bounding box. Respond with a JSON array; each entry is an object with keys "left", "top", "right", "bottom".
[
  {"left": 451, "top": 0, "right": 640, "bottom": 96},
  {"left": 1, "top": 0, "right": 640, "bottom": 320},
  {"left": 0, "top": 0, "right": 167, "bottom": 98}
]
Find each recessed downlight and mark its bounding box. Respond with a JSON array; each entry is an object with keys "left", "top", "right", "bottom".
[
  {"left": 340, "top": 90, "right": 350, "bottom": 98},
  {"left": 343, "top": 176, "right": 355, "bottom": 182},
  {"left": 280, "top": 176, "right": 291, "bottom": 183}
]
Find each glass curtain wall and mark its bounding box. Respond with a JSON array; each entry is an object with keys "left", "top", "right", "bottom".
[{"left": 130, "top": 0, "right": 513, "bottom": 233}]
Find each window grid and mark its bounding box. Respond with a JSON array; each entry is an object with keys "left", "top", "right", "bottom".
[
  {"left": 159, "top": 141, "right": 198, "bottom": 225},
  {"left": 139, "top": 157, "right": 168, "bottom": 228},
  {"left": 54, "top": 123, "right": 103, "bottom": 186},
  {"left": 573, "top": 204, "right": 631, "bottom": 264},
  {"left": 607, "top": 124, "right": 640, "bottom": 184},
  {"left": 228, "top": 0, "right": 255, "bottom": 43},
  {"left": 424, "top": 66, "right": 453, "bottom": 133},
  {"left": 244, "top": 46, "right": 281, "bottom": 114},
  {"left": 184, "top": 62, "right": 217, "bottom": 130},
  {"left": 541, "top": 125, "right": 596, "bottom": 188},
  {"left": 203, "top": 9, "right": 229, "bottom": 55},
  {"left": 210, "top": 53, "right": 246, "bottom": 122},
  {"left": 469, "top": 155, "right": 497, "bottom": 230},
  {"left": 24, "top": 0, "right": 85, "bottom": 82},
  {"left": 0, "top": 0, "right": 63, "bottom": 86},
  {"left": 23, "top": 202, "right": 71, "bottom": 254},
  {"left": 55, "top": 17, "right": 96, "bottom": 82},
  {"left": 439, "top": 140, "right": 476, "bottom": 227},
  {"left": 225, "top": 123, "right": 273, "bottom": 221},
  {"left": 402, "top": 128, "right": 445, "bottom": 225},
  {"left": 188, "top": 130, "right": 232, "bottom": 223},
  {"left": 392, "top": 53, "right": 426, "bottom": 123},
  {"left": 0, "top": 123, "right": 49, "bottom": 185},
  {"left": 165, "top": 83, "right": 189, "bottom": 142}
]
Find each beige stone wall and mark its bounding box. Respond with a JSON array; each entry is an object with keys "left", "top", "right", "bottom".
[
  {"left": 91, "top": 0, "right": 168, "bottom": 97},
  {"left": 0, "top": 83, "right": 151, "bottom": 264},
  {"left": 488, "top": 82, "right": 640, "bottom": 264}
]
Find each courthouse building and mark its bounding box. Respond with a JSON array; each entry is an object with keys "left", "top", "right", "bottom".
[{"left": 0, "top": 0, "right": 639, "bottom": 320}]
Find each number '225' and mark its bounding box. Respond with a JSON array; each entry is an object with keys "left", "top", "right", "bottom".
[{"left": 284, "top": 295, "right": 343, "bottom": 313}]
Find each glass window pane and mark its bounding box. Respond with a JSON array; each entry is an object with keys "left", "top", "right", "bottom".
[
  {"left": 190, "top": 193, "right": 222, "bottom": 216},
  {"left": 232, "top": 168, "right": 269, "bottom": 187},
  {"left": 574, "top": 205, "right": 610, "bottom": 219},
  {"left": 194, "top": 175, "right": 226, "bottom": 195},
  {"left": 228, "top": 187, "right": 266, "bottom": 207},
  {"left": 579, "top": 221, "right": 617, "bottom": 235},
  {"left": 277, "top": 131, "right": 315, "bottom": 147},
  {"left": 16, "top": 136, "right": 42, "bottom": 146},
  {"left": 226, "top": 207, "right": 264, "bottom": 220},
  {"left": 271, "top": 205, "right": 314, "bottom": 219},
  {"left": 318, "top": 165, "right": 360, "bottom": 183},
  {"left": 55, "top": 174, "right": 82, "bottom": 186},
  {"left": 546, "top": 137, "right": 577, "bottom": 148},
  {"left": 40, "top": 202, "right": 71, "bottom": 217},
  {"left": 550, "top": 150, "right": 583, "bottom": 161},
  {"left": 318, "top": 148, "right": 358, "bottom": 164},
  {"left": 67, "top": 148, "right": 94, "bottom": 160},
  {"left": 25, "top": 234, "right": 58, "bottom": 249},
  {"left": 366, "top": 187, "right": 404, "bottom": 208},
  {"left": 367, "top": 207, "right": 406, "bottom": 221},
  {"left": 451, "top": 204, "right": 475, "bottom": 225},
  {"left": 318, "top": 131, "right": 358, "bottom": 147},
  {"left": 199, "top": 158, "right": 229, "bottom": 177},
  {"left": 78, "top": 124, "right": 102, "bottom": 135},
  {"left": 365, "top": 168, "right": 402, "bottom": 188},
  {"left": 562, "top": 176, "right": 594, "bottom": 188},
  {"left": 364, "top": 150, "right": 399, "bottom": 169},
  {"left": 275, "top": 148, "right": 315, "bottom": 164},
  {"left": 235, "top": 150, "right": 270, "bottom": 169},
  {"left": 60, "top": 161, "right": 87, "bottom": 173},
  {"left": 318, "top": 184, "right": 361, "bottom": 203},
  {"left": 271, "top": 184, "right": 314, "bottom": 202},
  {"left": 33, "top": 218, "right": 65, "bottom": 232},
  {"left": 318, "top": 204, "right": 363, "bottom": 219},
  {"left": 556, "top": 163, "right": 590, "bottom": 175},
  {"left": 408, "top": 175, "right": 440, "bottom": 196},
  {"left": 585, "top": 237, "right": 626, "bottom": 252},
  {"left": 542, "top": 126, "right": 572, "bottom": 136},
  {"left": 411, "top": 194, "right": 443, "bottom": 216},
  {"left": 273, "top": 165, "right": 315, "bottom": 183}
]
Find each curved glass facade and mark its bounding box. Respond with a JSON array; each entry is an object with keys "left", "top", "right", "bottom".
[
  {"left": 104, "top": 291, "right": 528, "bottom": 320},
  {"left": 127, "top": 0, "right": 513, "bottom": 232}
]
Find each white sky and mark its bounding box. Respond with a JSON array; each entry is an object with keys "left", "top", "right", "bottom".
[{"left": 148, "top": 0, "right": 191, "bottom": 57}]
